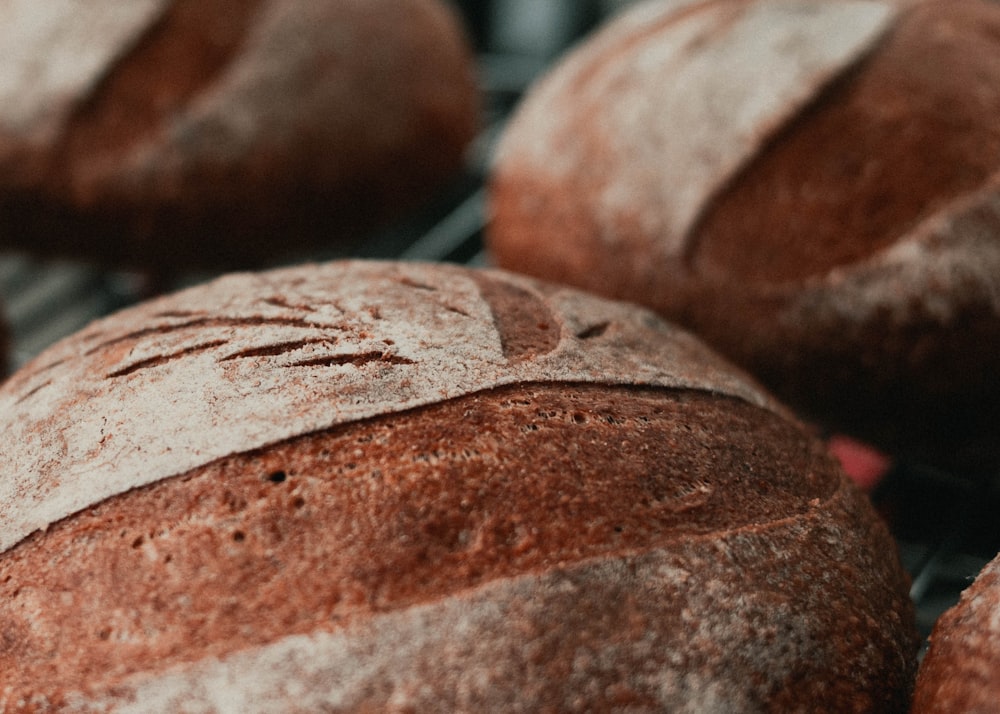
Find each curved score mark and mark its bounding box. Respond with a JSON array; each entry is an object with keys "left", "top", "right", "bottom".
[
  {"left": 13, "top": 380, "right": 53, "bottom": 406},
  {"left": 470, "top": 275, "right": 561, "bottom": 362},
  {"left": 106, "top": 340, "right": 228, "bottom": 379},
  {"left": 218, "top": 338, "right": 339, "bottom": 362},
  {"left": 85, "top": 316, "right": 344, "bottom": 357},
  {"left": 262, "top": 297, "right": 320, "bottom": 313},
  {"left": 58, "top": 0, "right": 265, "bottom": 162},
  {"left": 396, "top": 277, "right": 438, "bottom": 292},
  {"left": 287, "top": 352, "right": 416, "bottom": 369}
]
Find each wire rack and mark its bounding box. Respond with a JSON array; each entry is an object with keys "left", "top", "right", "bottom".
[{"left": 0, "top": 0, "right": 990, "bottom": 654}]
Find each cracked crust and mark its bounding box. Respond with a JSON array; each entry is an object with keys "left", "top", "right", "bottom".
[
  {"left": 488, "top": 0, "right": 1000, "bottom": 475},
  {"left": 0, "top": 0, "right": 479, "bottom": 269},
  {"left": 0, "top": 260, "right": 917, "bottom": 710}
]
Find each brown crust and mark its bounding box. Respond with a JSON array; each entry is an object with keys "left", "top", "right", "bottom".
[
  {"left": 690, "top": 0, "right": 1000, "bottom": 282},
  {"left": 0, "top": 260, "right": 778, "bottom": 558},
  {"left": 912, "top": 554, "right": 1000, "bottom": 712},
  {"left": 79, "top": 545, "right": 912, "bottom": 711},
  {"left": 0, "top": 260, "right": 917, "bottom": 709},
  {"left": 0, "top": 0, "right": 479, "bottom": 270},
  {"left": 488, "top": 0, "right": 1000, "bottom": 474},
  {"left": 489, "top": 0, "right": 900, "bottom": 287},
  {"left": 0, "top": 384, "right": 917, "bottom": 709},
  {"left": 55, "top": 0, "right": 265, "bottom": 164}
]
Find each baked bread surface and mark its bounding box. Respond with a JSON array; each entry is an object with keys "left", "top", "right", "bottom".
[
  {"left": 912, "top": 553, "right": 1000, "bottom": 713},
  {"left": 0, "top": 0, "right": 479, "bottom": 269},
  {"left": 0, "top": 261, "right": 917, "bottom": 711},
  {"left": 488, "top": 0, "right": 1000, "bottom": 475}
]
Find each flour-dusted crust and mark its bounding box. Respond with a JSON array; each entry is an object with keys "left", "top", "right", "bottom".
[
  {"left": 491, "top": 0, "right": 898, "bottom": 256},
  {"left": 0, "top": 0, "right": 479, "bottom": 269},
  {"left": 0, "top": 260, "right": 775, "bottom": 556},
  {"left": 70, "top": 524, "right": 909, "bottom": 713},
  {"left": 912, "top": 554, "right": 1000, "bottom": 713},
  {"left": 0, "top": 0, "right": 165, "bottom": 139},
  {"left": 0, "top": 261, "right": 918, "bottom": 710},
  {"left": 684, "top": 179, "right": 1000, "bottom": 472},
  {"left": 489, "top": 0, "right": 1000, "bottom": 474}
]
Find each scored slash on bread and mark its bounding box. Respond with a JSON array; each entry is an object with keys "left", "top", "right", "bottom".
[
  {"left": 490, "top": 0, "right": 899, "bottom": 256},
  {"left": 0, "top": 0, "right": 480, "bottom": 269},
  {"left": 0, "top": 260, "right": 917, "bottom": 710},
  {"left": 0, "top": 260, "right": 774, "bottom": 556},
  {"left": 488, "top": 0, "right": 1000, "bottom": 476}
]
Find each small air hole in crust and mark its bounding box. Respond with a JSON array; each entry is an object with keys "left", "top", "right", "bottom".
[
  {"left": 577, "top": 322, "right": 611, "bottom": 339},
  {"left": 267, "top": 470, "right": 287, "bottom": 483},
  {"left": 232, "top": 531, "right": 246, "bottom": 542}
]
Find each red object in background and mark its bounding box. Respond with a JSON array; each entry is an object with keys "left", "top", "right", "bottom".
[{"left": 827, "top": 434, "right": 893, "bottom": 492}]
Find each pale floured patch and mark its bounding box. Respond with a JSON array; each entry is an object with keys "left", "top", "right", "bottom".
[
  {"left": 781, "top": 179, "right": 1000, "bottom": 328},
  {"left": 0, "top": 0, "right": 166, "bottom": 137},
  {"left": 62, "top": 544, "right": 831, "bottom": 713}
]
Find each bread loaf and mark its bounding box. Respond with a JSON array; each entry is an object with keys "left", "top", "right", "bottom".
[
  {"left": 912, "top": 553, "right": 1000, "bottom": 713},
  {"left": 0, "top": 260, "right": 917, "bottom": 711},
  {"left": 0, "top": 0, "right": 479, "bottom": 270},
  {"left": 488, "top": 0, "right": 1000, "bottom": 476}
]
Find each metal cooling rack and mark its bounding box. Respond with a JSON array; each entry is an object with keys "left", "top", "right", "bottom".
[{"left": 0, "top": 0, "right": 990, "bottom": 654}]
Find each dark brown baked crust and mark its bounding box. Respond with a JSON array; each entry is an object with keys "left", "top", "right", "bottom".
[
  {"left": 0, "top": 385, "right": 917, "bottom": 711},
  {"left": 690, "top": 0, "right": 1000, "bottom": 283},
  {"left": 0, "top": 0, "right": 479, "bottom": 270},
  {"left": 487, "top": 0, "right": 1000, "bottom": 475},
  {"left": 0, "top": 261, "right": 917, "bottom": 710},
  {"left": 912, "top": 553, "right": 1000, "bottom": 713}
]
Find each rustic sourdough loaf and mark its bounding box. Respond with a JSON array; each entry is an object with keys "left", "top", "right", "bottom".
[
  {"left": 0, "top": 0, "right": 478, "bottom": 270},
  {"left": 912, "top": 552, "right": 1000, "bottom": 713},
  {"left": 488, "top": 0, "right": 1000, "bottom": 476},
  {"left": 0, "top": 260, "right": 917, "bottom": 711}
]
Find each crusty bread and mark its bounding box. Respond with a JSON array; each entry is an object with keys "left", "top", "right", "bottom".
[
  {"left": 0, "top": 260, "right": 917, "bottom": 711},
  {"left": 912, "top": 553, "right": 1000, "bottom": 713},
  {"left": 487, "top": 0, "right": 1000, "bottom": 476},
  {"left": 0, "top": 0, "right": 479, "bottom": 270}
]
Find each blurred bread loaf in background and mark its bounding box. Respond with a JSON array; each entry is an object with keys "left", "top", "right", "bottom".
[
  {"left": 488, "top": 0, "right": 1000, "bottom": 477},
  {"left": 0, "top": 0, "right": 480, "bottom": 271}
]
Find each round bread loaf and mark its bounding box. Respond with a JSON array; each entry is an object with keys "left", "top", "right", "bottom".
[
  {"left": 487, "top": 0, "right": 1000, "bottom": 476},
  {"left": 0, "top": 0, "right": 478, "bottom": 270},
  {"left": 912, "top": 553, "right": 1000, "bottom": 712},
  {"left": 0, "top": 260, "right": 917, "bottom": 711}
]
